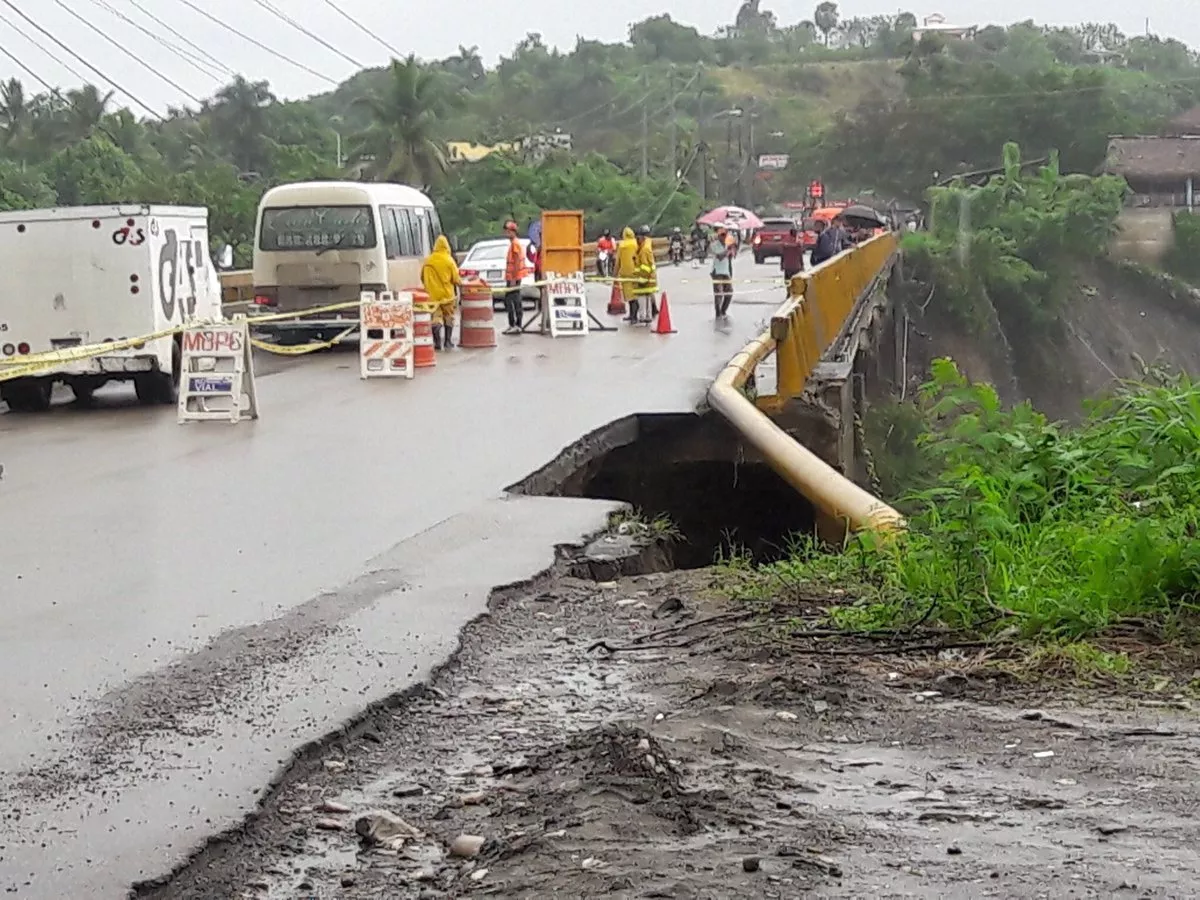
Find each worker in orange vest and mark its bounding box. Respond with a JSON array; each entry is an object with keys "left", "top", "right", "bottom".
[{"left": 502, "top": 220, "right": 526, "bottom": 334}]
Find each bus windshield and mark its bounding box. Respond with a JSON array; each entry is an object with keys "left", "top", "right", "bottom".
[{"left": 259, "top": 205, "right": 376, "bottom": 251}]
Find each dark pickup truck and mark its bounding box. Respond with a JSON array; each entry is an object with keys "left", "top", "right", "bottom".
[{"left": 751, "top": 217, "right": 797, "bottom": 264}]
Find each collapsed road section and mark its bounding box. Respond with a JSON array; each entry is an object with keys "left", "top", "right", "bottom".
[{"left": 510, "top": 412, "right": 816, "bottom": 568}]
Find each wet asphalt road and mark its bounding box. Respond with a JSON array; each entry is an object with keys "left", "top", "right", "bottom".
[{"left": 0, "top": 260, "right": 787, "bottom": 897}]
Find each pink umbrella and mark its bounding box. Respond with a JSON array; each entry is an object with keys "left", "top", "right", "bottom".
[{"left": 697, "top": 205, "right": 764, "bottom": 230}]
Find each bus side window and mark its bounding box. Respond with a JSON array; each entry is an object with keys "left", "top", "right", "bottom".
[
  {"left": 393, "top": 207, "right": 417, "bottom": 257},
  {"left": 380, "top": 207, "right": 401, "bottom": 259},
  {"left": 415, "top": 209, "right": 435, "bottom": 255},
  {"left": 428, "top": 207, "right": 444, "bottom": 239}
]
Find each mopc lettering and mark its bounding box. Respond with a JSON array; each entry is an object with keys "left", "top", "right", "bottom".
[{"left": 182, "top": 329, "right": 243, "bottom": 353}]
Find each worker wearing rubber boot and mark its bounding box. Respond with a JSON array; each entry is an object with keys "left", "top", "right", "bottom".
[
  {"left": 421, "top": 234, "right": 462, "bottom": 349},
  {"left": 615, "top": 226, "right": 638, "bottom": 320},
  {"left": 631, "top": 225, "right": 659, "bottom": 324}
]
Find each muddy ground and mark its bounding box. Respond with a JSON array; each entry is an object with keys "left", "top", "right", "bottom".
[{"left": 141, "top": 547, "right": 1200, "bottom": 900}]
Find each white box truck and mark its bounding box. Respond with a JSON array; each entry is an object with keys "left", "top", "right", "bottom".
[{"left": 0, "top": 205, "right": 225, "bottom": 412}]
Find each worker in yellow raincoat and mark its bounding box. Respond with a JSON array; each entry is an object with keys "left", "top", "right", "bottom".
[
  {"left": 421, "top": 234, "right": 462, "bottom": 350},
  {"left": 631, "top": 225, "right": 658, "bottom": 324},
  {"left": 615, "top": 226, "right": 639, "bottom": 320}
]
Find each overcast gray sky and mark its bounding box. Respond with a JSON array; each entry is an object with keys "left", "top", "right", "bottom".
[{"left": 0, "top": 0, "right": 1194, "bottom": 115}]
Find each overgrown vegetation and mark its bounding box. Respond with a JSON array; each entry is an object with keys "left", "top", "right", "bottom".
[
  {"left": 901, "top": 143, "right": 1126, "bottom": 333},
  {"left": 739, "top": 359, "right": 1200, "bottom": 644},
  {"left": 812, "top": 22, "right": 1200, "bottom": 201},
  {"left": 1164, "top": 211, "right": 1200, "bottom": 285},
  {"left": 608, "top": 509, "right": 683, "bottom": 543}
]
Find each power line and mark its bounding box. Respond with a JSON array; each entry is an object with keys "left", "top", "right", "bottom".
[
  {"left": 0, "top": 8, "right": 88, "bottom": 85},
  {"left": 170, "top": 0, "right": 339, "bottom": 86},
  {"left": 0, "top": 10, "right": 136, "bottom": 147},
  {"left": 0, "top": 39, "right": 52, "bottom": 93},
  {"left": 127, "top": 0, "right": 233, "bottom": 78},
  {"left": 49, "top": 0, "right": 205, "bottom": 106},
  {"left": 90, "top": 0, "right": 225, "bottom": 83},
  {"left": 316, "top": 0, "right": 403, "bottom": 58},
  {"left": 647, "top": 69, "right": 701, "bottom": 119},
  {"left": 550, "top": 80, "right": 646, "bottom": 128},
  {"left": 0, "top": 0, "right": 161, "bottom": 118},
  {"left": 248, "top": 0, "right": 363, "bottom": 68}
]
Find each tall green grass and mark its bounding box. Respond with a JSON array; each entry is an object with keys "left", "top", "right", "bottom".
[{"left": 770, "top": 359, "right": 1200, "bottom": 640}]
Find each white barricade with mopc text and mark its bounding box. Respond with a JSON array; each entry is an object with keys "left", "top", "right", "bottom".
[
  {"left": 540, "top": 272, "right": 589, "bottom": 337},
  {"left": 177, "top": 318, "right": 259, "bottom": 424},
  {"left": 359, "top": 291, "right": 415, "bottom": 379}
]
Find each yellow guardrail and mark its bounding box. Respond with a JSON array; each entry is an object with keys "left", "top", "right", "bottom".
[{"left": 707, "top": 232, "right": 905, "bottom": 535}]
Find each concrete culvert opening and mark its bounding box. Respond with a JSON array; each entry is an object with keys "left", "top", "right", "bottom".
[{"left": 510, "top": 413, "right": 817, "bottom": 569}]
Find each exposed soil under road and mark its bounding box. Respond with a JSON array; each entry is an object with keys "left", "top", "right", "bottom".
[{"left": 141, "top": 561, "right": 1200, "bottom": 900}]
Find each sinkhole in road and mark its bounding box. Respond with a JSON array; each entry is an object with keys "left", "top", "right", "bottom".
[{"left": 510, "top": 412, "right": 816, "bottom": 569}]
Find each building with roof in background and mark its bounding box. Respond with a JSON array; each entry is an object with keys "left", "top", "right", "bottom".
[{"left": 1102, "top": 106, "right": 1200, "bottom": 263}]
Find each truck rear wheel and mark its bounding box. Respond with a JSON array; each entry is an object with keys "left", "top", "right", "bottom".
[
  {"left": 134, "top": 372, "right": 173, "bottom": 405},
  {"left": 1, "top": 379, "right": 53, "bottom": 413},
  {"left": 72, "top": 382, "right": 96, "bottom": 406},
  {"left": 134, "top": 342, "right": 180, "bottom": 406}
]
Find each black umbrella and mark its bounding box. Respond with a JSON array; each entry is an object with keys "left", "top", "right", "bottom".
[{"left": 840, "top": 204, "right": 887, "bottom": 227}]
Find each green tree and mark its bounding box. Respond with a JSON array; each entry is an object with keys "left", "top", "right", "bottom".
[
  {"left": 46, "top": 135, "right": 143, "bottom": 205},
  {"left": 0, "top": 79, "right": 27, "bottom": 151},
  {"left": 814, "top": 1, "right": 839, "bottom": 46},
  {"left": 64, "top": 85, "right": 113, "bottom": 142},
  {"left": 353, "top": 55, "right": 455, "bottom": 186},
  {"left": 210, "top": 75, "right": 276, "bottom": 175},
  {"left": 0, "top": 160, "right": 54, "bottom": 209},
  {"left": 629, "top": 15, "right": 715, "bottom": 64}
]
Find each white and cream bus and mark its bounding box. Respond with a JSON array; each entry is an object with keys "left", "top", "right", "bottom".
[{"left": 250, "top": 181, "right": 447, "bottom": 343}]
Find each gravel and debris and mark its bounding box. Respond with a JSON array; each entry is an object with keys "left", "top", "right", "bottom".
[{"left": 140, "top": 566, "right": 1200, "bottom": 899}]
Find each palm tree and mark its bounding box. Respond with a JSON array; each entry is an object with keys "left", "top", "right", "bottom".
[
  {"left": 455, "top": 45, "right": 485, "bottom": 81},
  {"left": 102, "top": 108, "right": 144, "bottom": 156},
  {"left": 0, "top": 78, "right": 26, "bottom": 148},
  {"left": 814, "top": 1, "right": 840, "bottom": 46},
  {"left": 64, "top": 84, "right": 113, "bottom": 141},
  {"left": 353, "top": 55, "right": 456, "bottom": 186},
  {"left": 211, "top": 75, "right": 275, "bottom": 174}
]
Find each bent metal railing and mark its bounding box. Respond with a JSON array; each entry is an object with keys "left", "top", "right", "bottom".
[{"left": 707, "top": 232, "right": 904, "bottom": 535}]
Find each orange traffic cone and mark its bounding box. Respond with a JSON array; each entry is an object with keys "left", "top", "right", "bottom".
[
  {"left": 653, "top": 292, "right": 676, "bottom": 334},
  {"left": 606, "top": 280, "right": 626, "bottom": 316}
]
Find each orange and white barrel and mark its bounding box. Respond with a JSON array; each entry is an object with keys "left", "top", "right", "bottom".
[
  {"left": 411, "top": 290, "right": 436, "bottom": 369},
  {"left": 459, "top": 279, "right": 496, "bottom": 349}
]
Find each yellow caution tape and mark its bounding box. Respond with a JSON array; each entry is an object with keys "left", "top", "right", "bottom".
[
  {"left": 250, "top": 325, "right": 359, "bottom": 356},
  {"left": 244, "top": 300, "right": 362, "bottom": 324},
  {"left": 4, "top": 277, "right": 794, "bottom": 382},
  {"left": 0, "top": 321, "right": 231, "bottom": 382}
]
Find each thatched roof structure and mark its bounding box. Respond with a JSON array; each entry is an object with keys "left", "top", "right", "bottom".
[
  {"left": 1104, "top": 136, "right": 1200, "bottom": 181},
  {"left": 1167, "top": 105, "right": 1200, "bottom": 136}
]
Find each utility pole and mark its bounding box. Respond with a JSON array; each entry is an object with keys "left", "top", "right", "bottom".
[
  {"left": 641, "top": 70, "right": 649, "bottom": 179},
  {"left": 667, "top": 67, "right": 677, "bottom": 179},
  {"left": 725, "top": 117, "right": 734, "bottom": 202},
  {"left": 743, "top": 114, "right": 755, "bottom": 208},
  {"left": 699, "top": 140, "right": 708, "bottom": 202}
]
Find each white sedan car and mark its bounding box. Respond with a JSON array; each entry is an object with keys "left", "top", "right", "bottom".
[{"left": 459, "top": 238, "right": 540, "bottom": 310}]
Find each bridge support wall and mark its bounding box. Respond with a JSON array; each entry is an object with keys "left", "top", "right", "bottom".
[{"left": 770, "top": 256, "right": 902, "bottom": 492}]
